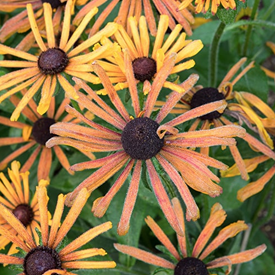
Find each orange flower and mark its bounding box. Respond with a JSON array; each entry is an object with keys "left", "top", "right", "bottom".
[
  {"left": 0, "top": 0, "right": 118, "bottom": 121},
  {"left": 74, "top": 0, "right": 194, "bottom": 37},
  {"left": 155, "top": 57, "right": 275, "bottom": 180},
  {"left": 115, "top": 198, "right": 266, "bottom": 275},
  {"left": 0, "top": 161, "right": 48, "bottom": 256},
  {"left": 0, "top": 91, "right": 95, "bottom": 181},
  {"left": 0, "top": 185, "right": 116, "bottom": 274},
  {"left": 46, "top": 61, "right": 245, "bottom": 236},
  {"left": 96, "top": 15, "right": 203, "bottom": 95},
  {"left": 178, "top": 0, "right": 245, "bottom": 15}
]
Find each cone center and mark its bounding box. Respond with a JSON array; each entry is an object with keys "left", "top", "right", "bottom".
[
  {"left": 38, "top": 48, "right": 69, "bottom": 75},
  {"left": 132, "top": 57, "right": 157, "bottom": 82},
  {"left": 174, "top": 257, "right": 209, "bottom": 275},
  {"left": 12, "top": 204, "right": 34, "bottom": 227},
  {"left": 41, "top": 0, "right": 62, "bottom": 9},
  {"left": 121, "top": 117, "right": 164, "bottom": 160},
  {"left": 190, "top": 87, "right": 225, "bottom": 120},
  {"left": 32, "top": 117, "right": 56, "bottom": 145},
  {"left": 24, "top": 246, "right": 62, "bottom": 275}
]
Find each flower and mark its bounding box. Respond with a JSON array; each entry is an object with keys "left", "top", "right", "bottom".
[
  {"left": 222, "top": 153, "right": 275, "bottom": 201},
  {"left": 155, "top": 57, "right": 275, "bottom": 180},
  {"left": 178, "top": 0, "right": 245, "bottom": 15},
  {"left": 46, "top": 61, "right": 245, "bottom": 236},
  {"left": 114, "top": 198, "right": 267, "bottom": 275},
  {"left": 0, "top": 185, "right": 116, "bottom": 274},
  {"left": 0, "top": 0, "right": 63, "bottom": 43},
  {"left": 0, "top": 91, "right": 95, "bottom": 181},
  {"left": 96, "top": 15, "right": 203, "bottom": 95},
  {"left": 261, "top": 41, "right": 275, "bottom": 79},
  {"left": 0, "top": 0, "right": 118, "bottom": 121},
  {"left": 74, "top": 0, "right": 195, "bottom": 37},
  {"left": 0, "top": 161, "right": 48, "bottom": 256}
]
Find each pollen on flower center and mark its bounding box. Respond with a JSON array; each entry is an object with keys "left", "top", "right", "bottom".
[
  {"left": 132, "top": 57, "right": 157, "bottom": 82},
  {"left": 190, "top": 87, "right": 226, "bottom": 120},
  {"left": 24, "top": 246, "right": 62, "bottom": 275},
  {"left": 38, "top": 48, "right": 69, "bottom": 75},
  {"left": 174, "top": 257, "right": 209, "bottom": 275},
  {"left": 12, "top": 204, "right": 34, "bottom": 227},
  {"left": 41, "top": 0, "right": 62, "bottom": 9},
  {"left": 121, "top": 117, "right": 164, "bottom": 160},
  {"left": 32, "top": 117, "right": 56, "bottom": 145}
]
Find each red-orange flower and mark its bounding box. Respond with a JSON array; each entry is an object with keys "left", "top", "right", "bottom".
[
  {"left": 115, "top": 198, "right": 266, "bottom": 275},
  {"left": 46, "top": 60, "right": 245, "bottom": 236},
  {"left": 74, "top": 0, "right": 195, "bottom": 36}
]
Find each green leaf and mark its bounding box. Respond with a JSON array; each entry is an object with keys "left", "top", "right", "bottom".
[{"left": 217, "top": 7, "right": 238, "bottom": 25}]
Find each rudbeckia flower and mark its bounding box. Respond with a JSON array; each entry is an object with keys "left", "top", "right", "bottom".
[
  {"left": 261, "top": 41, "right": 275, "bottom": 79},
  {"left": 0, "top": 91, "right": 95, "bottom": 181},
  {"left": 178, "top": 0, "right": 245, "bottom": 15},
  {"left": 74, "top": 0, "right": 195, "bottom": 37},
  {"left": 0, "top": 161, "right": 48, "bottom": 256},
  {"left": 96, "top": 15, "right": 203, "bottom": 95},
  {"left": 0, "top": 0, "right": 118, "bottom": 121},
  {"left": 155, "top": 57, "right": 275, "bottom": 180},
  {"left": 0, "top": 185, "right": 116, "bottom": 274},
  {"left": 46, "top": 61, "right": 245, "bottom": 236},
  {"left": 115, "top": 198, "right": 266, "bottom": 275}
]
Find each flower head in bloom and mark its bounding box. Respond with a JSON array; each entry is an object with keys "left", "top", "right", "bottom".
[
  {"left": 0, "top": 0, "right": 118, "bottom": 121},
  {"left": 178, "top": 0, "right": 245, "bottom": 15},
  {"left": 74, "top": 0, "right": 195, "bottom": 37},
  {"left": 0, "top": 185, "right": 116, "bottom": 274},
  {"left": 220, "top": 95, "right": 275, "bottom": 201},
  {"left": 0, "top": 91, "right": 95, "bottom": 181},
  {"left": 115, "top": 198, "right": 266, "bottom": 275},
  {"left": 97, "top": 15, "right": 203, "bottom": 95},
  {"left": 0, "top": 161, "right": 47, "bottom": 256},
  {"left": 261, "top": 41, "right": 275, "bottom": 79},
  {"left": 47, "top": 61, "right": 245, "bottom": 236},
  {"left": 155, "top": 57, "right": 275, "bottom": 180}
]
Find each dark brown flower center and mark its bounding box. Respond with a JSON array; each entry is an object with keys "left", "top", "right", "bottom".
[
  {"left": 32, "top": 117, "right": 56, "bottom": 145},
  {"left": 41, "top": 0, "right": 62, "bottom": 9},
  {"left": 174, "top": 257, "right": 209, "bottom": 275},
  {"left": 12, "top": 204, "right": 34, "bottom": 227},
  {"left": 24, "top": 246, "right": 62, "bottom": 275},
  {"left": 132, "top": 57, "right": 157, "bottom": 82},
  {"left": 38, "top": 48, "right": 69, "bottom": 75},
  {"left": 190, "top": 87, "right": 225, "bottom": 120},
  {"left": 121, "top": 117, "right": 164, "bottom": 160}
]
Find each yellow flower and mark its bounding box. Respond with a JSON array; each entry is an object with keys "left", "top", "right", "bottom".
[
  {"left": 115, "top": 198, "right": 266, "bottom": 275},
  {"left": 96, "top": 15, "right": 203, "bottom": 95},
  {"left": 0, "top": 161, "right": 49, "bottom": 256},
  {"left": 46, "top": 62, "right": 245, "bottom": 236},
  {"left": 178, "top": 0, "right": 245, "bottom": 15},
  {"left": 155, "top": 57, "right": 275, "bottom": 181},
  {"left": 74, "top": 0, "right": 195, "bottom": 37},
  {"left": 0, "top": 0, "right": 118, "bottom": 121},
  {"left": 0, "top": 186, "right": 116, "bottom": 274}
]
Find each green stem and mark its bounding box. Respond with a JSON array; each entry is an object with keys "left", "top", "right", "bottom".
[
  {"left": 242, "top": 0, "right": 261, "bottom": 56},
  {"left": 209, "top": 21, "right": 226, "bottom": 87},
  {"left": 262, "top": 1, "right": 275, "bottom": 20},
  {"left": 251, "top": 180, "right": 275, "bottom": 238}
]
